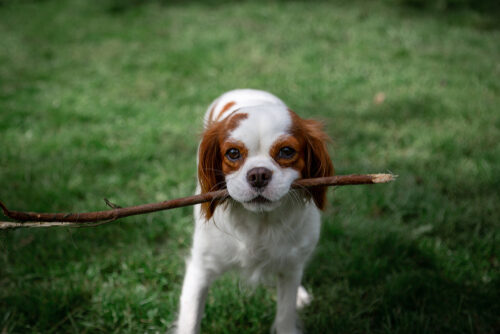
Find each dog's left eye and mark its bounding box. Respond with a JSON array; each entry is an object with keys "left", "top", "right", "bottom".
[
  {"left": 278, "top": 146, "right": 296, "bottom": 159},
  {"left": 225, "top": 148, "right": 242, "bottom": 161}
]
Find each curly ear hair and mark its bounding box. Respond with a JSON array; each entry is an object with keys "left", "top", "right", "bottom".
[
  {"left": 290, "top": 111, "right": 334, "bottom": 210},
  {"left": 198, "top": 122, "right": 225, "bottom": 219}
]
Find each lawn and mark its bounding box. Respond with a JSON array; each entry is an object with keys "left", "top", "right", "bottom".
[{"left": 1, "top": 0, "right": 499, "bottom": 333}]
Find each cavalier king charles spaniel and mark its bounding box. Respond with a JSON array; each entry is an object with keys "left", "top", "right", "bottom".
[{"left": 175, "top": 89, "right": 334, "bottom": 334}]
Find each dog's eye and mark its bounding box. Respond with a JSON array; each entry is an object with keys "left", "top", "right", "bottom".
[
  {"left": 278, "top": 146, "right": 296, "bottom": 159},
  {"left": 225, "top": 148, "right": 241, "bottom": 161}
]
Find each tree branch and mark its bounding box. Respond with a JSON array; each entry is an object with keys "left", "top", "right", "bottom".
[{"left": 0, "top": 173, "right": 395, "bottom": 229}]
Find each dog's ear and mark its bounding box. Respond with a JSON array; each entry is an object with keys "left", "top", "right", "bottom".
[
  {"left": 198, "top": 122, "right": 225, "bottom": 219},
  {"left": 293, "top": 115, "right": 334, "bottom": 210}
]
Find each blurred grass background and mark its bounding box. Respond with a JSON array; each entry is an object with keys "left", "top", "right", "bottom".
[{"left": 0, "top": 0, "right": 499, "bottom": 333}]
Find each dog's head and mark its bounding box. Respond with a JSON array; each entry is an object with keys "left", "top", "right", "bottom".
[{"left": 198, "top": 105, "right": 334, "bottom": 218}]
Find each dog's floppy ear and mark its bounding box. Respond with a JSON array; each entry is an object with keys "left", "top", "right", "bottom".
[
  {"left": 290, "top": 111, "right": 334, "bottom": 210},
  {"left": 198, "top": 122, "right": 225, "bottom": 219},
  {"left": 302, "top": 119, "right": 334, "bottom": 209}
]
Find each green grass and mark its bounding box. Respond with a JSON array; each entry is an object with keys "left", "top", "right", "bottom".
[{"left": 1, "top": 0, "right": 499, "bottom": 333}]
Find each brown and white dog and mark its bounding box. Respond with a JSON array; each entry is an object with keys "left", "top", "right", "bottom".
[{"left": 175, "top": 89, "right": 334, "bottom": 334}]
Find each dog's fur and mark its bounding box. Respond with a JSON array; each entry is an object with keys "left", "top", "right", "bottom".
[{"left": 175, "top": 89, "right": 334, "bottom": 334}]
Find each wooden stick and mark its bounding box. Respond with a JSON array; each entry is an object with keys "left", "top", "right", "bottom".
[{"left": 0, "top": 173, "right": 395, "bottom": 229}]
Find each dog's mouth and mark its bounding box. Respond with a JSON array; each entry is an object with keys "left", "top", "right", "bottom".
[
  {"left": 246, "top": 195, "right": 272, "bottom": 204},
  {"left": 239, "top": 193, "right": 283, "bottom": 212}
]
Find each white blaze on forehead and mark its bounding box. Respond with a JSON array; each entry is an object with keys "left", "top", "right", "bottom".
[{"left": 228, "top": 106, "right": 292, "bottom": 155}]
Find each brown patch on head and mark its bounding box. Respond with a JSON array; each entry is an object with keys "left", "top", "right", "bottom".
[
  {"left": 207, "top": 99, "right": 219, "bottom": 126},
  {"left": 215, "top": 101, "right": 237, "bottom": 121},
  {"left": 198, "top": 112, "right": 248, "bottom": 219},
  {"left": 287, "top": 110, "right": 334, "bottom": 210}
]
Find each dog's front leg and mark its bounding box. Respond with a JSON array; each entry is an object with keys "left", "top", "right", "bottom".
[
  {"left": 273, "top": 269, "right": 303, "bottom": 334},
  {"left": 176, "top": 257, "right": 214, "bottom": 334}
]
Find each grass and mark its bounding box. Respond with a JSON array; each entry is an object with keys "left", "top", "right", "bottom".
[{"left": 1, "top": 0, "right": 499, "bottom": 333}]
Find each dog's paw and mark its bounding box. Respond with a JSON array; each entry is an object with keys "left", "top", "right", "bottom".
[{"left": 296, "top": 285, "right": 312, "bottom": 310}]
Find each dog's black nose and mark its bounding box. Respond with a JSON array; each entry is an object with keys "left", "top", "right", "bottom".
[{"left": 247, "top": 167, "right": 273, "bottom": 189}]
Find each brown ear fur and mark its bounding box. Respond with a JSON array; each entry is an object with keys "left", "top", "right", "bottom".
[
  {"left": 198, "top": 112, "right": 248, "bottom": 219},
  {"left": 198, "top": 122, "right": 225, "bottom": 219},
  {"left": 291, "top": 112, "right": 334, "bottom": 210}
]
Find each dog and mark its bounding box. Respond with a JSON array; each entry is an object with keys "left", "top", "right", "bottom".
[{"left": 175, "top": 89, "right": 334, "bottom": 334}]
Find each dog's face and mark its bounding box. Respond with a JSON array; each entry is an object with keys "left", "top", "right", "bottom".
[{"left": 198, "top": 105, "right": 334, "bottom": 218}]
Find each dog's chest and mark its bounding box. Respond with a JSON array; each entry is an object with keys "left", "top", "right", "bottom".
[{"left": 228, "top": 211, "right": 312, "bottom": 279}]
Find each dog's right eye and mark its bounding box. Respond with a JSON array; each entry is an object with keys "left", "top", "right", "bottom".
[{"left": 225, "top": 148, "right": 241, "bottom": 161}]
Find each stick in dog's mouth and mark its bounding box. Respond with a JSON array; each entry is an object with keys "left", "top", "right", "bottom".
[{"left": 0, "top": 173, "right": 396, "bottom": 229}]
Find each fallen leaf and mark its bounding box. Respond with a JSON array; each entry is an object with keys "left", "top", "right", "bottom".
[{"left": 374, "top": 92, "right": 386, "bottom": 105}]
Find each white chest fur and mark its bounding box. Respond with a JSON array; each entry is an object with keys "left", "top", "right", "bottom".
[{"left": 192, "top": 198, "right": 321, "bottom": 285}]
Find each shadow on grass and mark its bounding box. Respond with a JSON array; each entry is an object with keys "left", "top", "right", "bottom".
[
  {"left": 3, "top": 0, "right": 498, "bottom": 31},
  {"left": 393, "top": 0, "right": 500, "bottom": 13},
  {"left": 1, "top": 283, "right": 93, "bottom": 333},
  {"left": 390, "top": 0, "right": 500, "bottom": 30},
  {"left": 98, "top": 0, "right": 500, "bottom": 30},
  {"left": 305, "top": 228, "right": 500, "bottom": 333}
]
